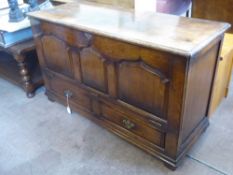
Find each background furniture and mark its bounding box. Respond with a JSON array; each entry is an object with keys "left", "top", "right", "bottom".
[
  {"left": 50, "top": 0, "right": 134, "bottom": 8},
  {"left": 51, "top": 0, "right": 192, "bottom": 15},
  {"left": 156, "top": 0, "right": 191, "bottom": 16},
  {"left": 0, "top": 39, "right": 43, "bottom": 97},
  {"left": 29, "top": 2, "right": 229, "bottom": 169},
  {"left": 209, "top": 34, "right": 233, "bottom": 114},
  {"left": 192, "top": 0, "right": 233, "bottom": 33},
  {"left": 192, "top": 0, "right": 233, "bottom": 115}
]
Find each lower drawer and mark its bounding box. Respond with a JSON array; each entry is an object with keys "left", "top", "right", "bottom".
[
  {"left": 45, "top": 70, "right": 91, "bottom": 111},
  {"left": 99, "top": 102, "right": 165, "bottom": 148}
]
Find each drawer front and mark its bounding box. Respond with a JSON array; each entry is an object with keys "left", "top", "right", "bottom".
[
  {"left": 99, "top": 102, "right": 165, "bottom": 148},
  {"left": 44, "top": 70, "right": 91, "bottom": 111}
]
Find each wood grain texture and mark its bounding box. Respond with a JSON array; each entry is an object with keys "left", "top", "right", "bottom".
[
  {"left": 80, "top": 47, "right": 108, "bottom": 92},
  {"left": 118, "top": 60, "right": 168, "bottom": 118},
  {"left": 28, "top": 1, "right": 230, "bottom": 57},
  {"left": 180, "top": 40, "right": 221, "bottom": 143}
]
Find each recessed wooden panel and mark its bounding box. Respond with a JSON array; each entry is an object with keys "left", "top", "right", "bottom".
[
  {"left": 181, "top": 43, "right": 220, "bottom": 142},
  {"left": 117, "top": 61, "right": 169, "bottom": 118},
  {"left": 41, "top": 35, "right": 74, "bottom": 78},
  {"left": 80, "top": 47, "right": 107, "bottom": 92}
]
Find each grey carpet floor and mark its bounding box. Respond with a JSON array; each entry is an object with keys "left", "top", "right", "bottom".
[{"left": 0, "top": 76, "right": 232, "bottom": 175}]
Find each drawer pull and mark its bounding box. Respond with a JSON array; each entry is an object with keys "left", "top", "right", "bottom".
[
  {"left": 122, "top": 119, "right": 135, "bottom": 129},
  {"left": 64, "top": 90, "right": 73, "bottom": 114},
  {"left": 64, "top": 90, "right": 73, "bottom": 98}
]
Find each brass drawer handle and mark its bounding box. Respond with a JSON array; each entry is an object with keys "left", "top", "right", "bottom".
[{"left": 122, "top": 119, "right": 135, "bottom": 129}]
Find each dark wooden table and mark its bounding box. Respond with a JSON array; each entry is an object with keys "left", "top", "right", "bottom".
[{"left": 0, "top": 39, "right": 43, "bottom": 98}]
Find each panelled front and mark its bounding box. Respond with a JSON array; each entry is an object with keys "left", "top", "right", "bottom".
[
  {"left": 32, "top": 20, "right": 185, "bottom": 156},
  {"left": 36, "top": 21, "right": 175, "bottom": 120}
]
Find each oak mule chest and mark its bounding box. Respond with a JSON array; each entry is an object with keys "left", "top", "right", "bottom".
[{"left": 29, "top": 2, "right": 230, "bottom": 169}]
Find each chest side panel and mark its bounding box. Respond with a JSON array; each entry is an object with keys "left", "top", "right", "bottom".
[{"left": 179, "top": 38, "right": 222, "bottom": 151}]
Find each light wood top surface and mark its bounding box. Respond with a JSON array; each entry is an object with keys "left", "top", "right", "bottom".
[{"left": 28, "top": 2, "right": 231, "bottom": 57}]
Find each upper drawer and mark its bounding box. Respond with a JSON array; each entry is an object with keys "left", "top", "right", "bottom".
[{"left": 44, "top": 69, "right": 91, "bottom": 112}]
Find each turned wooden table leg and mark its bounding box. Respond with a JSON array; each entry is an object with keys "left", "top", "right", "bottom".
[{"left": 15, "top": 54, "right": 35, "bottom": 98}]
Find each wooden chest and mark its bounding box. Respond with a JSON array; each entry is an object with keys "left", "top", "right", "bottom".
[{"left": 28, "top": 2, "right": 230, "bottom": 169}]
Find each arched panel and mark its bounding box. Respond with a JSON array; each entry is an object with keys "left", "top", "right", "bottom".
[
  {"left": 80, "top": 48, "right": 107, "bottom": 92},
  {"left": 41, "top": 35, "right": 74, "bottom": 78},
  {"left": 118, "top": 61, "right": 169, "bottom": 118}
]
